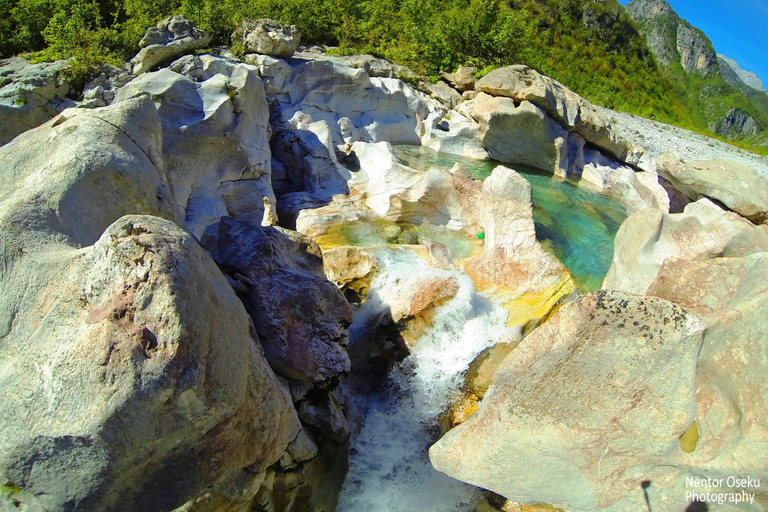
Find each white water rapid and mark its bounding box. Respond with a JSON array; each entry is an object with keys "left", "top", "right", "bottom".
[{"left": 337, "top": 248, "right": 513, "bottom": 512}]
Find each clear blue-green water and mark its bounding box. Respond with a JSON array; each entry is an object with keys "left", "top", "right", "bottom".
[{"left": 393, "top": 145, "right": 627, "bottom": 291}]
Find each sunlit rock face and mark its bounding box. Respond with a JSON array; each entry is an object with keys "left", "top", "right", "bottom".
[
  {"left": 647, "top": 254, "right": 768, "bottom": 493},
  {"left": 475, "top": 65, "right": 642, "bottom": 166},
  {"left": 603, "top": 199, "right": 768, "bottom": 295},
  {"left": 0, "top": 99, "right": 299, "bottom": 511},
  {"left": 130, "top": 15, "right": 211, "bottom": 75},
  {"left": 430, "top": 291, "right": 705, "bottom": 512},
  {"left": 0, "top": 57, "right": 76, "bottom": 147},
  {"left": 656, "top": 151, "right": 768, "bottom": 224},
  {"left": 116, "top": 64, "right": 276, "bottom": 238}
]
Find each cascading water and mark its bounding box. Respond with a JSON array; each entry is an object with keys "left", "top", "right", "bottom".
[
  {"left": 334, "top": 147, "right": 629, "bottom": 510},
  {"left": 337, "top": 249, "right": 513, "bottom": 512}
]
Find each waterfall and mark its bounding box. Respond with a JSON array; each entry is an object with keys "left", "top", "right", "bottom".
[{"left": 337, "top": 248, "right": 513, "bottom": 512}]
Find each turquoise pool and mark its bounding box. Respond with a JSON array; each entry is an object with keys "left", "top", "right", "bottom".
[{"left": 393, "top": 145, "right": 627, "bottom": 291}]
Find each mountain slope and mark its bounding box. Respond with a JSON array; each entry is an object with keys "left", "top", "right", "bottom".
[
  {"left": 626, "top": 0, "right": 768, "bottom": 146},
  {"left": 718, "top": 54, "right": 767, "bottom": 93},
  {"left": 625, "top": 0, "right": 717, "bottom": 75}
]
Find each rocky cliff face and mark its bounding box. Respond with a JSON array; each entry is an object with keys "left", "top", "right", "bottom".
[
  {"left": 709, "top": 107, "right": 759, "bottom": 138},
  {"left": 626, "top": 0, "right": 717, "bottom": 75},
  {"left": 718, "top": 53, "right": 766, "bottom": 92}
]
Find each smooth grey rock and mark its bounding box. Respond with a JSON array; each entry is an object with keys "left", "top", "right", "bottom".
[
  {"left": 656, "top": 151, "right": 768, "bottom": 223},
  {"left": 271, "top": 111, "right": 353, "bottom": 199},
  {"left": 466, "top": 92, "right": 571, "bottom": 174},
  {"left": 476, "top": 65, "right": 642, "bottom": 165},
  {"left": 237, "top": 19, "right": 301, "bottom": 59},
  {"left": 263, "top": 57, "right": 440, "bottom": 147},
  {"left": 0, "top": 214, "right": 300, "bottom": 512},
  {"left": 0, "top": 96, "right": 178, "bottom": 249},
  {"left": 130, "top": 15, "right": 211, "bottom": 75},
  {"left": 422, "top": 108, "right": 489, "bottom": 161},
  {"left": 116, "top": 64, "right": 276, "bottom": 237},
  {"left": 0, "top": 57, "right": 76, "bottom": 146},
  {"left": 431, "top": 291, "right": 704, "bottom": 512}
]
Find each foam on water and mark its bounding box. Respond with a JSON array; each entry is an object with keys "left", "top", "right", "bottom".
[{"left": 338, "top": 249, "right": 512, "bottom": 512}]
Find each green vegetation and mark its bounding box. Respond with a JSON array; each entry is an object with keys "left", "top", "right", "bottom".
[
  {"left": 0, "top": 483, "right": 21, "bottom": 496},
  {"left": 0, "top": 0, "right": 680, "bottom": 116},
  {"left": 0, "top": 0, "right": 765, "bottom": 153}
]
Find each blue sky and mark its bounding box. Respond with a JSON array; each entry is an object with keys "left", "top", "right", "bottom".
[{"left": 622, "top": 0, "right": 768, "bottom": 87}]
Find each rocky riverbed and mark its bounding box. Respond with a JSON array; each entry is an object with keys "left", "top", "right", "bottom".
[
  {"left": 597, "top": 105, "right": 768, "bottom": 178},
  {"left": 1, "top": 15, "right": 767, "bottom": 512}
]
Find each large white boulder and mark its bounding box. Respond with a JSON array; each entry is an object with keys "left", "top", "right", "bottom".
[
  {"left": 465, "top": 92, "right": 574, "bottom": 175},
  {"left": 476, "top": 65, "right": 643, "bottom": 166},
  {"left": 0, "top": 96, "right": 178, "bottom": 247},
  {"left": 656, "top": 151, "right": 768, "bottom": 224},
  {"left": 430, "top": 291, "right": 705, "bottom": 512},
  {"left": 237, "top": 19, "right": 301, "bottom": 60},
  {"left": 0, "top": 57, "right": 76, "bottom": 146},
  {"left": 0, "top": 97, "right": 300, "bottom": 509},
  {"left": 130, "top": 15, "right": 211, "bottom": 75},
  {"left": 647, "top": 254, "right": 768, "bottom": 501},
  {"left": 116, "top": 65, "right": 276, "bottom": 237},
  {"left": 580, "top": 147, "right": 670, "bottom": 214},
  {"left": 603, "top": 198, "right": 768, "bottom": 294}
]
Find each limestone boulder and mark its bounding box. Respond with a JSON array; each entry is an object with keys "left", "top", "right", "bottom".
[
  {"left": 292, "top": 50, "right": 417, "bottom": 80},
  {"left": 0, "top": 96, "right": 178, "bottom": 249},
  {"left": 322, "top": 246, "right": 379, "bottom": 299},
  {"left": 579, "top": 147, "right": 670, "bottom": 215},
  {"left": 201, "top": 217, "right": 353, "bottom": 383},
  {"left": 237, "top": 19, "right": 301, "bottom": 59},
  {"left": 422, "top": 108, "right": 489, "bottom": 160},
  {"left": 357, "top": 145, "right": 484, "bottom": 229},
  {"left": 647, "top": 254, "right": 768, "bottom": 491},
  {"left": 466, "top": 92, "right": 573, "bottom": 174},
  {"left": 656, "top": 151, "right": 768, "bottom": 224},
  {"left": 465, "top": 166, "right": 575, "bottom": 327},
  {"left": 603, "top": 198, "right": 768, "bottom": 294},
  {"left": 424, "top": 80, "right": 462, "bottom": 109},
  {"left": 430, "top": 291, "right": 705, "bottom": 512},
  {"left": 130, "top": 15, "right": 211, "bottom": 75},
  {"left": 476, "top": 65, "right": 641, "bottom": 166},
  {"left": 0, "top": 57, "right": 76, "bottom": 146},
  {"left": 441, "top": 65, "right": 476, "bottom": 92},
  {"left": 259, "top": 56, "right": 441, "bottom": 151},
  {"left": 0, "top": 215, "right": 299, "bottom": 512},
  {"left": 116, "top": 65, "right": 276, "bottom": 237}
]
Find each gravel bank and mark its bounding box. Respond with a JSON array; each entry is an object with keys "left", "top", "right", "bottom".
[{"left": 597, "top": 106, "right": 768, "bottom": 179}]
